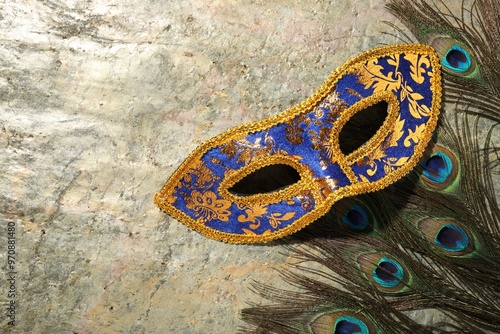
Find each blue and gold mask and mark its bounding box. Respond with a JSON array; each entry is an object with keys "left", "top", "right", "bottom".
[{"left": 154, "top": 44, "right": 442, "bottom": 243}]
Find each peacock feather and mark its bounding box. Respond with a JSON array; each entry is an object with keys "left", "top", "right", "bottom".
[{"left": 241, "top": 0, "right": 499, "bottom": 332}]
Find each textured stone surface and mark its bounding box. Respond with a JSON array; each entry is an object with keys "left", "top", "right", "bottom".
[{"left": 0, "top": 0, "right": 486, "bottom": 333}]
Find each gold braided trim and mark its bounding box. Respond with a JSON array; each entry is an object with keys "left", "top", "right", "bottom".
[{"left": 154, "top": 44, "right": 442, "bottom": 244}]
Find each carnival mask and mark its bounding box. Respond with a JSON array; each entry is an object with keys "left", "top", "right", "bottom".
[{"left": 154, "top": 44, "right": 442, "bottom": 243}]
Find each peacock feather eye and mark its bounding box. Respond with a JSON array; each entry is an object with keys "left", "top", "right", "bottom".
[
  {"left": 428, "top": 35, "right": 479, "bottom": 78},
  {"left": 307, "top": 311, "right": 376, "bottom": 334},
  {"left": 442, "top": 44, "right": 472, "bottom": 73},
  {"left": 417, "top": 218, "right": 475, "bottom": 256},
  {"left": 334, "top": 316, "right": 370, "bottom": 334},
  {"left": 342, "top": 204, "right": 370, "bottom": 231},
  {"left": 420, "top": 145, "right": 459, "bottom": 192},
  {"left": 422, "top": 151, "right": 452, "bottom": 183},
  {"left": 332, "top": 198, "right": 377, "bottom": 233},
  {"left": 358, "top": 253, "right": 410, "bottom": 293},
  {"left": 435, "top": 224, "right": 469, "bottom": 252},
  {"left": 372, "top": 256, "right": 405, "bottom": 288}
]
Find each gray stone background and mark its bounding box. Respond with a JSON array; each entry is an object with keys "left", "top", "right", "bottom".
[{"left": 0, "top": 0, "right": 488, "bottom": 333}]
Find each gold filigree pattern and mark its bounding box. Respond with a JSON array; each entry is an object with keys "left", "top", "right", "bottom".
[
  {"left": 355, "top": 56, "right": 402, "bottom": 92},
  {"left": 318, "top": 92, "right": 348, "bottom": 123},
  {"left": 405, "top": 124, "right": 426, "bottom": 147},
  {"left": 237, "top": 204, "right": 268, "bottom": 230},
  {"left": 355, "top": 53, "right": 433, "bottom": 119},
  {"left": 310, "top": 127, "right": 333, "bottom": 156},
  {"left": 182, "top": 160, "right": 219, "bottom": 189},
  {"left": 384, "top": 156, "right": 410, "bottom": 174},
  {"left": 267, "top": 212, "right": 296, "bottom": 229},
  {"left": 220, "top": 135, "right": 274, "bottom": 164},
  {"left": 405, "top": 53, "right": 431, "bottom": 84},
  {"left": 284, "top": 114, "right": 310, "bottom": 145},
  {"left": 185, "top": 190, "right": 231, "bottom": 222}
]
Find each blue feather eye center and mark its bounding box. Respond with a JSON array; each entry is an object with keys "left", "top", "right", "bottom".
[
  {"left": 435, "top": 224, "right": 469, "bottom": 252},
  {"left": 443, "top": 44, "right": 472, "bottom": 73},
  {"left": 334, "top": 316, "right": 369, "bottom": 334},
  {"left": 342, "top": 204, "right": 369, "bottom": 231},
  {"left": 422, "top": 152, "right": 453, "bottom": 184},
  {"left": 373, "top": 257, "right": 405, "bottom": 288}
]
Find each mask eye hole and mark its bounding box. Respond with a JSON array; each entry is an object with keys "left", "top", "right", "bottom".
[
  {"left": 228, "top": 164, "right": 300, "bottom": 196},
  {"left": 339, "top": 101, "right": 389, "bottom": 155}
]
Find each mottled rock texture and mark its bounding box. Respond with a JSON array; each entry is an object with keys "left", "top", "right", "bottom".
[{"left": 0, "top": 0, "right": 484, "bottom": 333}]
